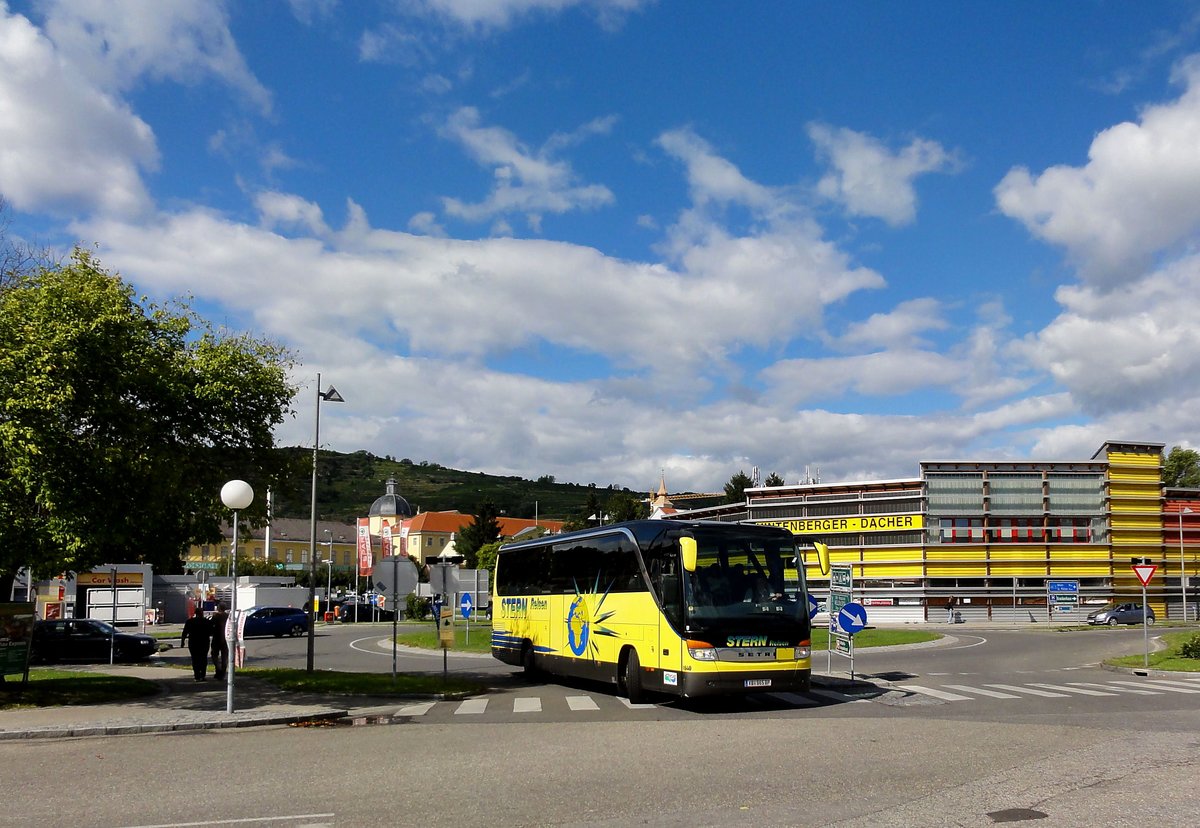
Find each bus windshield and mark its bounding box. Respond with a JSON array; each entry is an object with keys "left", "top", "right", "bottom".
[{"left": 683, "top": 527, "right": 806, "bottom": 624}]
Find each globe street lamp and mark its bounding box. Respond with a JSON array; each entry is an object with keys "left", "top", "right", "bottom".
[
  {"left": 307, "top": 373, "right": 344, "bottom": 672},
  {"left": 220, "top": 479, "right": 253, "bottom": 715}
]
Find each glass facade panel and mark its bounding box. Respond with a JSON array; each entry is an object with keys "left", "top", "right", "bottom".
[
  {"left": 927, "top": 474, "right": 985, "bottom": 514},
  {"left": 1047, "top": 473, "right": 1105, "bottom": 514},
  {"left": 988, "top": 473, "right": 1043, "bottom": 514}
]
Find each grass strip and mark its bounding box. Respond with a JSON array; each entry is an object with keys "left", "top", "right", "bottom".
[
  {"left": 1106, "top": 631, "right": 1200, "bottom": 672},
  {"left": 0, "top": 669, "right": 159, "bottom": 709}
]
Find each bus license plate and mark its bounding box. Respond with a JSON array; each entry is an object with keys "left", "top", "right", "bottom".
[{"left": 745, "top": 678, "right": 771, "bottom": 688}]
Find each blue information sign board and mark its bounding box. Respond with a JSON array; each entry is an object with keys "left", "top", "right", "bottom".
[
  {"left": 1047, "top": 580, "right": 1079, "bottom": 594},
  {"left": 837, "top": 602, "right": 868, "bottom": 635},
  {"left": 807, "top": 594, "right": 820, "bottom": 620}
]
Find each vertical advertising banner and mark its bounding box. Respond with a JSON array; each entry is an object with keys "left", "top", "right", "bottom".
[
  {"left": 357, "top": 517, "right": 373, "bottom": 576},
  {"left": 381, "top": 521, "right": 393, "bottom": 558}
]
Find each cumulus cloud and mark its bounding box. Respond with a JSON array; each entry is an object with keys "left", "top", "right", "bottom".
[
  {"left": 405, "top": 0, "right": 651, "bottom": 30},
  {"left": 37, "top": 0, "right": 271, "bottom": 113},
  {"left": 808, "top": 123, "right": 960, "bottom": 226},
  {"left": 0, "top": 5, "right": 157, "bottom": 216},
  {"left": 438, "top": 107, "right": 615, "bottom": 227},
  {"left": 996, "top": 54, "right": 1200, "bottom": 288}
]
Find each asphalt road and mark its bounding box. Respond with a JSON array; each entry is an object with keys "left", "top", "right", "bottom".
[{"left": 8, "top": 624, "right": 1198, "bottom": 826}]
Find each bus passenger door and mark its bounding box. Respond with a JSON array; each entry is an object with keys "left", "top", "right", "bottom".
[{"left": 652, "top": 561, "right": 684, "bottom": 678}]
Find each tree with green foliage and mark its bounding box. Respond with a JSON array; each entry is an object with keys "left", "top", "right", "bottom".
[
  {"left": 723, "top": 470, "right": 754, "bottom": 504},
  {"left": 0, "top": 249, "right": 298, "bottom": 596},
  {"left": 456, "top": 500, "right": 501, "bottom": 567},
  {"left": 606, "top": 491, "right": 649, "bottom": 523},
  {"left": 1164, "top": 446, "right": 1200, "bottom": 488},
  {"left": 764, "top": 472, "right": 786, "bottom": 487},
  {"left": 475, "top": 539, "right": 504, "bottom": 577}
]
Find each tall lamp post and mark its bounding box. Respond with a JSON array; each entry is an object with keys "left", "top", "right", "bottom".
[
  {"left": 220, "top": 479, "right": 254, "bottom": 714},
  {"left": 307, "top": 373, "right": 344, "bottom": 672},
  {"left": 1180, "top": 507, "right": 1193, "bottom": 622}
]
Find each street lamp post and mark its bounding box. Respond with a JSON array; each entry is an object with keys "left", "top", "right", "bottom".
[
  {"left": 1180, "top": 507, "right": 1193, "bottom": 622},
  {"left": 307, "top": 373, "right": 344, "bottom": 672},
  {"left": 323, "top": 558, "right": 333, "bottom": 616},
  {"left": 220, "top": 479, "right": 254, "bottom": 715}
]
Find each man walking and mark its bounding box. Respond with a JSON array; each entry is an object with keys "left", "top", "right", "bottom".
[
  {"left": 181, "top": 610, "right": 212, "bottom": 681},
  {"left": 210, "top": 603, "right": 229, "bottom": 681}
]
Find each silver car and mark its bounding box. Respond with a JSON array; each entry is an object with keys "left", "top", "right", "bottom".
[{"left": 1086, "top": 602, "right": 1155, "bottom": 626}]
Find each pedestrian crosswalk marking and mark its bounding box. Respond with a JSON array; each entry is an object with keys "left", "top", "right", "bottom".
[
  {"left": 982, "top": 683, "right": 1068, "bottom": 698},
  {"left": 942, "top": 684, "right": 1020, "bottom": 699},
  {"left": 454, "top": 698, "right": 488, "bottom": 715},
  {"left": 617, "top": 697, "right": 658, "bottom": 709},
  {"left": 566, "top": 695, "right": 600, "bottom": 711},
  {"left": 513, "top": 697, "right": 541, "bottom": 713},
  {"left": 394, "top": 702, "right": 437, "bottom": 716},
  {"left": 1027, "top": 682, "right": 1117, "bottom": 696},
  {"left": 809, "top": 688, "right": 869, "bottom": 703},
  {"left": 1067, "top": 682, "right": 1160, "bottom": 695},
  {"left": 896, "top": 685, "right": 973, "bottom": 701},
  {"left": 1108, "top": 680, "right": 1199, "bottom": 694},
  {"left": 1143, "top": 680, "right": 1200, "bottom": 693}
]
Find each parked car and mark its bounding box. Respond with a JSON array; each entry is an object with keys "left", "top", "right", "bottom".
[
  {"left": 240, "top": 606, "right": 310, "bottom": 638},
  {"left": 336, "top": 601, "right": 395, "bottom": 622},
  {"left": 1086, "top": 602, "right": 1155, "bottom": 626},
  {"left": 30, "top": 619, "right": 158, "bottom": 663}
]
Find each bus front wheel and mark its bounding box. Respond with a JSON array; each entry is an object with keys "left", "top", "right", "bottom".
[
  {"left": 621, "top": 648, "right": 646, "bottom": 704},
  {"left": 521, "top": 641, "right": 539, "bottom": 679}
]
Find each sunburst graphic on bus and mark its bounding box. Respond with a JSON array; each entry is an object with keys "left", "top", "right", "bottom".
[{"left": 566, "top": 575, "right": 619, "bottom": 657}]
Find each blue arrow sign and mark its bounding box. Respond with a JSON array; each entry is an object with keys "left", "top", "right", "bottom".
[
  {"left": 460, "top": 591, "right": 473, "bottom": 620},
  {"left": 1047, "top": 580, "right": 1079, "bottom": 593},
  {"left": 837, "top": 601, "right": 868, "bottom": 635},
  {"left": 807, "top": 594, "right": 820, "bottom": 620}
]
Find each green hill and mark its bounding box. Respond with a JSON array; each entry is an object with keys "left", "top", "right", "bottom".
[{"left": 267, "top": 449, "right": 720, "bottom": 523}]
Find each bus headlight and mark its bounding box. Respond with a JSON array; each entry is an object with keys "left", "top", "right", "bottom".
[{"left": 686, "top": 640, "right": 717, "bottom": 661}]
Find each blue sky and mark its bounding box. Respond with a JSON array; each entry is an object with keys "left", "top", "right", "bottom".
[{"left": 5, "top": 1, "right": 1200, "bottom": 494}]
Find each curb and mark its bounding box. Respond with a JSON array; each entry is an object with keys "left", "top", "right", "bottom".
[{"left": 0, "top": 709, "right": 350, "bottom": 741}]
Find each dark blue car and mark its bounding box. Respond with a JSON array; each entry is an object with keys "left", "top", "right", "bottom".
[{"left": 240, "top": 606, "right": 310, "bottom": 638}]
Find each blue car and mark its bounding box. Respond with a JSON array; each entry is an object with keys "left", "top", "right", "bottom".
[{"left": 239, "top": 607, "right": 311, "bottom": 638}]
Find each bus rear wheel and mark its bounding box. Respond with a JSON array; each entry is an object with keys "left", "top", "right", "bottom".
[{"left": 621, "top": 648, "right": 645, "bottom": 704}]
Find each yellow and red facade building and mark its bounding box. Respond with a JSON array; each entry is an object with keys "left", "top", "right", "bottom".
[{"left": 675, "top": 440, "right": 1199, "bottom": 623}]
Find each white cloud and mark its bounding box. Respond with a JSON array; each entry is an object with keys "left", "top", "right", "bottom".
[
  {"left": 655, "top": 128, "right": 778, "bottom": 212},
  {"left": 808, "top": 123, "right": 959, "bottom": 226},
  {"left": 832, "top": 298, "right": 949, "bottom": 351},
  {"left": 37, "top": 0, "right": 271, "bottom": 114},
  {"left": 996, "top": 54, "right": 1200, "bottom": 288},
  {"left": 0, "top": 5, "right": 157, "bottom": 216},
  {"left": 406, "top": 0, "right": 651, "bottom": 30},
  {"left": 438, "top": 107, "right": 615, "bottom": 226}
]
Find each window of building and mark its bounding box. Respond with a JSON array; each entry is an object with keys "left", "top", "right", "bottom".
[
  {"left": 990, "top": 518, "right": 1045, "bottom": 542},
  {"left": 285, "top": 549, "right": 293, "bottom": 564},
  {"left": 939, "top": 517, "right": 984, "bottom": 543},
  {"left": 1047, "top": 517, "right": 1093, "bottom": 543}
]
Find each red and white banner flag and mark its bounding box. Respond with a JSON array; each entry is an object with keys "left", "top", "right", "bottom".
[
  {"left": 381, "top": 521, "right": 392, "bottom": 558},
  {"left": 357, "top": 518, "right": 373, "bottom": 576}
]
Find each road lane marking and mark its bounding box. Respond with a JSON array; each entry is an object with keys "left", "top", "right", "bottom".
[
  {"left": 566, "top": 695, "right": 600, "bottom": 711},
  {"left": 513, "top": 697, "right": 542, "bottom": 713},
  {"left": 1108, "top": 680, "right": 1200, "bottom": 694},
  {"left": 809, "top": 688, "right": 870, "bottom": 703},
  {"left": 394, "top": 702, "right": 437, "bottom": 716},
  {"left": 1142, "top": 680, "right": 1200, "bottom": 693},
  {"left": 769, "top": 692, "right": 820, "bottom": 707}
]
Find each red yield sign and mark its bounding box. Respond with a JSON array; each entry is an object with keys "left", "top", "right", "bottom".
[{"left": 1132, "top": 564, "right": 1157, "bottom": 587}]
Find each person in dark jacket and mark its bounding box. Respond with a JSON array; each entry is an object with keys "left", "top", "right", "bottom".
[
  {"left": 210, "top": 604, "right": 229, "bottom": 681},
  {"left": 180, "top": 611, "right": 212, "bottom": 681}
]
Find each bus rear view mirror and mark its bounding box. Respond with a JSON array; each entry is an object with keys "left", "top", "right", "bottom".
[
  {"left": 680, "top": 537, "right": 698, "bottom": 573},
  {"left": 813, "top": 541, "right": 830, "bottom": 576}
]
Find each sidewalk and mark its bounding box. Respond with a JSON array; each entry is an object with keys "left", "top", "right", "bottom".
[{"left": 0, "top": 655, "right": 416, "bottom": 740}]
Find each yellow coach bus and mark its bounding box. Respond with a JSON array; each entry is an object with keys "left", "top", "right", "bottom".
[{"left": 491, "top": 520, "right": 814, "bottom": 702}]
